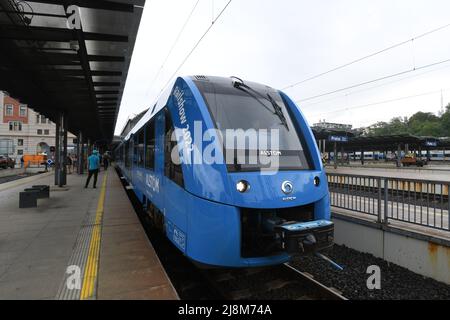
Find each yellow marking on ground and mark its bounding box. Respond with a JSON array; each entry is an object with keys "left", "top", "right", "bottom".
[{"left": 80, "top": 172, "right": 108, "bottom": 300}]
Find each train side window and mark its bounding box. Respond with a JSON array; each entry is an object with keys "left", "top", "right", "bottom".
[
  {"left": 164, "top": 108, "right": 184, "bottom": 187},
  {"left": 137, "top": 129, "right": 145, "bottom": 167},
  {"left": 125, "top": 141, "right": 130, "bottom": 168},
  {"left": 145, "top": 119, "right": 155, "bottom": 170},
  {"left": 133, "top": 135, "right": 138, "bottom": 165}
]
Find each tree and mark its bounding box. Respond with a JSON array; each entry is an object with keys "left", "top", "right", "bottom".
[
  {"left": 366, "top": 107, "right": 449, "bottom": 137},
  {"left": 441, "top": 103, "right": 450, "bottom": 136}
]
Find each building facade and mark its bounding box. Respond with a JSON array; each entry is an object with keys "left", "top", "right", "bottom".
[{"left": 0, "top": 91, "right": 76, "bottom": 163}]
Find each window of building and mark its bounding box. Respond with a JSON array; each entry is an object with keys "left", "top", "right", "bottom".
[
  {"left": 5, "top": 104, "right": 13, "bottom": 116},
  {"left": 44, "top": 129, "right": 49, "bottom": 135},
  {"left": 9, "top": 121, "right": 22, "bottom": 131},
  {"left": 36, "top": 114, "right": 40, "bottom": 124},
  {"left": 19, "top": 105, "right": 27, "bottom": 117},
  {"left": 41, "top": 115, "right": 46, "bottom": 124},
  {"left": 17, "top": 149, "right": 23, "bottom": 155},
  {"left": 37, "top": 129, "right": 43, "bottom": 135},
  {"left": 18, "top": 139, "right": 23, "bottom": 146}
]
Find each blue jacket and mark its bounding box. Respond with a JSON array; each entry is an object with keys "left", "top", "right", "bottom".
[{"left": 88, "top": 154, "right": 100, "bottom": 170}]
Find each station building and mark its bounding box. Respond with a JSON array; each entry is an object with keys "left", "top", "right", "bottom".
[{"left": 0, "top": 91, "right": 76, "bottom": 162}]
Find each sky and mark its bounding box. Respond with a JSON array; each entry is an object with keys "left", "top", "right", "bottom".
[{"left": 115, "top": 0, "right": 450, "bottom": 135}]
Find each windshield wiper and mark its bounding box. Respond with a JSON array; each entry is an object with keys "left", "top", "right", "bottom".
[
  {"left": 266, "top": 93, "right": 289, "bottom": 131},
  {"left": 232, "top": 79, "right": 289, "bottom": 130},
  {"left": 233, "top": 84, "right": 274, "bottom": 114}
]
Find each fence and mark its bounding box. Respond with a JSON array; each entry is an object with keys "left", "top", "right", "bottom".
[{"left": 327, "top": 173, "right": 450, "bottom": 231}]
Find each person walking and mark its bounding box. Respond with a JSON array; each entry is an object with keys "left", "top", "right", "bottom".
[
  {"left": 66, "top": 155, "right": 73, "bottom": 174},
  {"left": 103, "top": 153, "right": 109, "bottom": 171},
  {"left": 85, "top": 150, "right": 100, "bottom": 189}
]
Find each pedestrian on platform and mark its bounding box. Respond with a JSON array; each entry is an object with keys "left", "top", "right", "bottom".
[
  {"left": 66, "top": 155, "right": 73, "bottom": 174},
  {"left": 103, "top": 153, "right": 109, "bottom": 171},
  {"left": 85, "top": 150, "right": 100, "bottom": 189}
]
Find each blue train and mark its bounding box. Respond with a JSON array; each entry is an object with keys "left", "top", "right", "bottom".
[{"left": 115, "top": 75, "right": 333, "bottom": 267}]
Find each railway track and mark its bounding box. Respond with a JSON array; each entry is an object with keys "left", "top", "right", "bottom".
[{"left": 203, "top": 262, "right": 347, "bottom": 300}]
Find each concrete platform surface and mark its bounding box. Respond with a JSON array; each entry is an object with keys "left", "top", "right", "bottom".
[{"left": 0, "top": 169, "right": 178, "bottom": 300}]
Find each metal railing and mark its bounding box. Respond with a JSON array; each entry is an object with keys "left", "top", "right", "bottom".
[{"left": 327, "top": 173, "right": 450, "bottom": 231}]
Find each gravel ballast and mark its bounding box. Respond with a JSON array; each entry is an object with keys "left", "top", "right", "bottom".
[{"left": 291, "top": 244, "right": 450, "bottom": 300}]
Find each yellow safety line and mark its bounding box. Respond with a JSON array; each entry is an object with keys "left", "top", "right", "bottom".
[{"left": 80, "top": 172, "right": 108, "bottom": 300}]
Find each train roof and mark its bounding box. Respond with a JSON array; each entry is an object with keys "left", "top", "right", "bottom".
[
  {"left": 123, "top": 77, "right": 177, "bottom": 141},
  {"left": 122, "top": 75, "right": 278, "bottom": 142}
]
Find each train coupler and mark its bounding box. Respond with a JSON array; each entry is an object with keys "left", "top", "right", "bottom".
[{"left": 274, "top": 220, "right": 334, "bottom": 254}]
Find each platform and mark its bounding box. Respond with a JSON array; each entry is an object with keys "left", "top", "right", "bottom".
[
  {"left": 326, "top": 166, "right": 450, "bottom": 181},
  {"left": 0, "top": 169, "right": 178, "bottom": 300}
]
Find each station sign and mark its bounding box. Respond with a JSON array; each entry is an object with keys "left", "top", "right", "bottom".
[
  {"left": 328, "top": 135, "right": 349, "bottom": 143},
  {"left": 425, "top": 141, "right": 437, "bottom": 147}
]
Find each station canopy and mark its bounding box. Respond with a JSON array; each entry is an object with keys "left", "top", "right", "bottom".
[
  {"left": 344, "top": 134, "right": 441, "bottom": 151},
  {"left": 0, "top": 0, "right": 145, "bottom": 142},
  {"left": 312, "top": 128, "right": 446, "bottom": 152}
]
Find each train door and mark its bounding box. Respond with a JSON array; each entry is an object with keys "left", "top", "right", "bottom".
[{"left": 162, "top": 107, "right": 188, "bottom": 253}]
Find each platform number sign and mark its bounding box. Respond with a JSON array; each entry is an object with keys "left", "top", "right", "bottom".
[
  {"left": 425, "top": 141, "right": 437, "bottom": 147},
  {"left": 328, "top": 135, "right": 349, "bottom": 143}
]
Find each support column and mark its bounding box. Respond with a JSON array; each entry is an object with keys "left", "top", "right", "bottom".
[
  {"left": 54, "top": 114, "right": 60, "bottom": 186},
  {"left": 361, "top": 148, "right": 364, "bottom": 165},
  {"left": 54, "top": 112, "right": 67, "bottom": 186},
  {"left": 78, "top": 132, "right": 84, "bottom": 174},
  {"left": 396, "top": 143, "right": 402, "bottom": 168},
  {"left": 334, "top": 141, "right": 337, "bottom": 169},
  {"left": 63, "top": 115, "right": 68, "bottom": 185}
]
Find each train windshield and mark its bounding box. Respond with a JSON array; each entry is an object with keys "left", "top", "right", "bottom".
[{"left": 194, "top": 78, "right": 311, "bottom": 171}]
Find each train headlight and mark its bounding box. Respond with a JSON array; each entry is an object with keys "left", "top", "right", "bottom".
[
  {"left": 313, "top": 176, "right": 320, "bottom": 186},
  {"left": 236, "top": 180, "right": 250, "bottom": 193}
]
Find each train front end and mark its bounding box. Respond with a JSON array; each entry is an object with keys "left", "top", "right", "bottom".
[{"left": 169, "top": 76, "right": 333, "bottom": 267}]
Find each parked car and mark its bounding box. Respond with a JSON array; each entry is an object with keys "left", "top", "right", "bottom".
[{"left": 0, "top": 155, "right": 15, "bottom": 169}]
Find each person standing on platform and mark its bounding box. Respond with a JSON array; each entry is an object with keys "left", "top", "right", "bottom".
[{"left": 85, "top": 150, "right": 100, "bottom": 189}]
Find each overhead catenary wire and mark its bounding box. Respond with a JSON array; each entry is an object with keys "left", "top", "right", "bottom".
[
  {"left": 157, "top": 0, "right": 233, "bottom": 97},
  {"left": 309, "top": 88, "right": 450, "bottom": 118},
  {"left": 300, "top": 62, "right": 450, "bottom": 108},
  {"left": 147, "top": 0, "right": 201, "bottom": 95},
  {"left": 295, "top": 57, "right": 450, "bottom": 103},
  {"left": 282, "top": 22, "right": 450, "bottom": 91}
]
